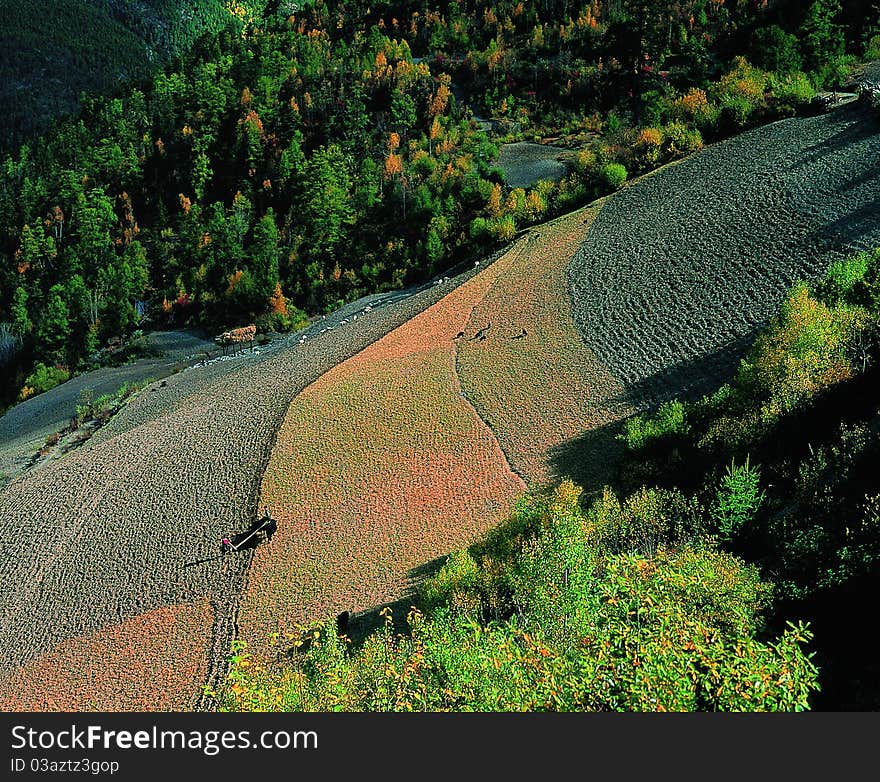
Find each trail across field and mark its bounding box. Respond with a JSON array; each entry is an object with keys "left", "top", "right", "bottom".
[
  {"left": 0, "top": 330, "right": 216, "bottom": 487},
  {"left": 457, "top": 203, "right": 632, "bottom": 491}
]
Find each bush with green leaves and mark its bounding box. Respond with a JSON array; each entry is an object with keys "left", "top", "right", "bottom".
[
  {"left": 219, "top": 480, "right": 818, "bottom": 712},
  {"left": 737, "top": 283, "right": 870, "bottom": 422},
  {"left": 599, "top": 162, "right": 628, "bottom": 192},
  {"left": 621, "top": 399, "right": 689, "bottom": 451},
  {"left": 18, "top": 363, "right": 69, "bottom": 402},
  {"left": 712, "top": 457, "right": 765, "bottom": 542}
]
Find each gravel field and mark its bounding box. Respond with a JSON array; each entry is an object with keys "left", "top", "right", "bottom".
[
  {"left": 0, "top": 263, "right": 489, "bottom": 710},
  {"left": 568, "top": 103, "right": 880, "bottom": 408},
  {"left": 496, "top": 142, "right": 568, "bottom": 188}
]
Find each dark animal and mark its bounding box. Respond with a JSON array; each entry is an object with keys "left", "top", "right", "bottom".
[
  {"left": 472, "top": 322, "right": 492, "bottom": 341},
  {"left": 336, "top": 611, "right": 350, "bottom": 636},
  {"left": 454, "top": 331, "right": 465, "bottom": 340}
]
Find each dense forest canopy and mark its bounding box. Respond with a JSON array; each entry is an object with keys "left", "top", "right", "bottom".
[
  {"left": 0, "top": 1, "right": 272, "bottom": 150},
  {"left": 0, "top": 0, "right": 877, "bottom": 409}
]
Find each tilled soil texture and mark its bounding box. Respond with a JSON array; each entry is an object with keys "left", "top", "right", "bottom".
[
  {"left": 457, "top": 204, "right": 633, "bottom": 491},
  {"left": 0, "top": 330, "right": 216, "bottom": 487},
  {"left": 0, "top": 602, "right": 213, "bottom": 711},
  {"left": 0, "top": 268, "right": 487, "bottom": 711},
  {"left": 496, "top": 142, "right": 569, "bottom": 189},
  {"left": 569, "top": 104, "right": 880, "bottom": 408},
  {"left": 242, "top": 259, "right": 526, "bottom": 653}
]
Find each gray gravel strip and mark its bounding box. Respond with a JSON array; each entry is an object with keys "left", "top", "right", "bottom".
[
  {"left": 496, "top": 141, "right": 569, "bottom": 189},
  {"left": 568, "top": 103, "right": 880, "bottom": 409}
]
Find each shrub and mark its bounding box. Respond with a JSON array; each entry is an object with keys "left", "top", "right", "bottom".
[
  {"left": 670, "top": 88, "right": 720, "bottom": 131},
  {"left": 621, "top": 399, "right": 689, "bottom": 451},
  {"left": 18, "top": 363, "right": 69, "bottom": 402},
  {"left": 633, "top": 127, "right": 664, "bottom": 168},
  {"left": 663, "top": 121, "right": 703, "bottom": 157},
  {"left": 421, "top": 550, "right": 482, "bottom": 614},
  {"left": 769, "top": 72, "right": 815, "bottom": 115},
  {"left": 219, "top": 543, "right": 818, "bottom": 712},
  {"left": 815, "top": 252, "right": 872, "bottom": 306},
  {"left": 737, "top": 283, "right": 869, "bottom": 420},
  {"left": 584, "top": 486, "right": 704, "bottom": 558},
  {"left": 712, "top": 457, "right": 765, "bottom": 542},
  {"left": 487, "top": 214, "right": 517, "bottom": 241},
  {"left": 712, "top": 58, "right": 769, "bottom": 128},
  {"left": 599, "top": 162, "right": 627, "bottom": 191},
  {"left": 574, "top": 148, "right": 597, "bottom": 176}
]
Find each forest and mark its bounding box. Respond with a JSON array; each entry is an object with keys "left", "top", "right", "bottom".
[{"left": 2, "top": 0, "right": 876, "bottom": 409}]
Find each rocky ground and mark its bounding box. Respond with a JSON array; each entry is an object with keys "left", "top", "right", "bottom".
[
  {"left": 0, "top": 330, "right": 216, "bottom": 487},
  {"left": 495, "top": 142, "right": 569, "bottom": 188}
]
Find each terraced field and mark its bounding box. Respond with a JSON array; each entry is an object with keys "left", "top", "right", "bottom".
[
  {"left": 0, "top": 330, "right": 216, "bottom": 487},
  {"left": 240, "top": 254, "right": 526, "bottom": 651},
  {"left": 569, "top": 103, "right": 880, "bottom": 408},
  {"left": 457, "top": 203, "right": 632, "bottom": 491},
  {"left": 0, "top": 271, "right": 484, "bottom": 710}
]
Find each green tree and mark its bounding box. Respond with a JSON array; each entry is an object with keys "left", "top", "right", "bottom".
[
  {"left": 249, "top": 209, "right": 280, "bottom": 308},
  {"left": 799, "top": 0, "right": 845, "bottom": 72},
  {"left": 298, "top": 145, "right": 355, "bottom": 265},
  {"left": 712, "top": 457, "right": 765, "bottom": 542},
  {"left": 751, "top": 26, "right": 803, "bottom": 74},
  {"left": 11, "top": 286, "right": 31, "bottom": 335},
  {"left": 37, "top": 284, "right": 71, "bottom": 363}
]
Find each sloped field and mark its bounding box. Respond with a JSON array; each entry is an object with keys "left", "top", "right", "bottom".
[
  {"left": 0, "top": 330, "right": 216, "bottom": 487},
  {"left": 3, "top": 103, "right": 879, "bottom": 711},
  {"left": 241, "top": 260, "right": 526, "bottom": 650},
  {"left": 457, "top": 204, "right": 632, "bottom": 490},
  {"left": 0, "top": 272, "right": 478, "bottom": 710},
  {"left": 0, "top": 602, "right": 212, "bottom": 711},
  {"left": 569, "top": 104, "right": 880, "bottom": 408}
]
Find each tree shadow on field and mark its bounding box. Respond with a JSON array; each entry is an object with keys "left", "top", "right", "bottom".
[
  {"left": 787, "top": 103, "right": 880, "bottom": 171},
  {"left": 341, "top": 556, "right": 448, "bottom": 650},
  {"left": 276, "top": 556, "right": 448, "bottom": 661},
  {"left": 548, "top": 334, "right": 759, "bottom": 497},
  {"left": 613, "top": 332, "right": 758, "bottom": 411},
  {"left": 547, "top": 420, "right": 628, "bottom": 499}
]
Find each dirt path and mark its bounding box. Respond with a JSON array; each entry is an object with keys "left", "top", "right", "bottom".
[
  {"left": 0, "top": 330, "right": 216, "bottom": 487},
  {"left": 457, "top": 204, "right": 633, "bottom": 492}
]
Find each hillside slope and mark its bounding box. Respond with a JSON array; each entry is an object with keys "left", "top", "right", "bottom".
[
  {"left": 0, "top": 272, "right": 473, "bottom": 710},
  {"left": 569, "top": 103, "right": 880, "bottom": 409},
  {"left": 2, "top": 102, "right": 879, "bottom": 710}
]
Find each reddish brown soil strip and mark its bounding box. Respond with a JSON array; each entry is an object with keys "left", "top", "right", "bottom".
[
  {"left": 241, "top": 260, "right": 526, "bottom": 649},
  {"left": 457, "top": 205, "right": 634, "bottom": 489},
  {"left": 0, "top": 601, "right": 212, "bottom": 711}
]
